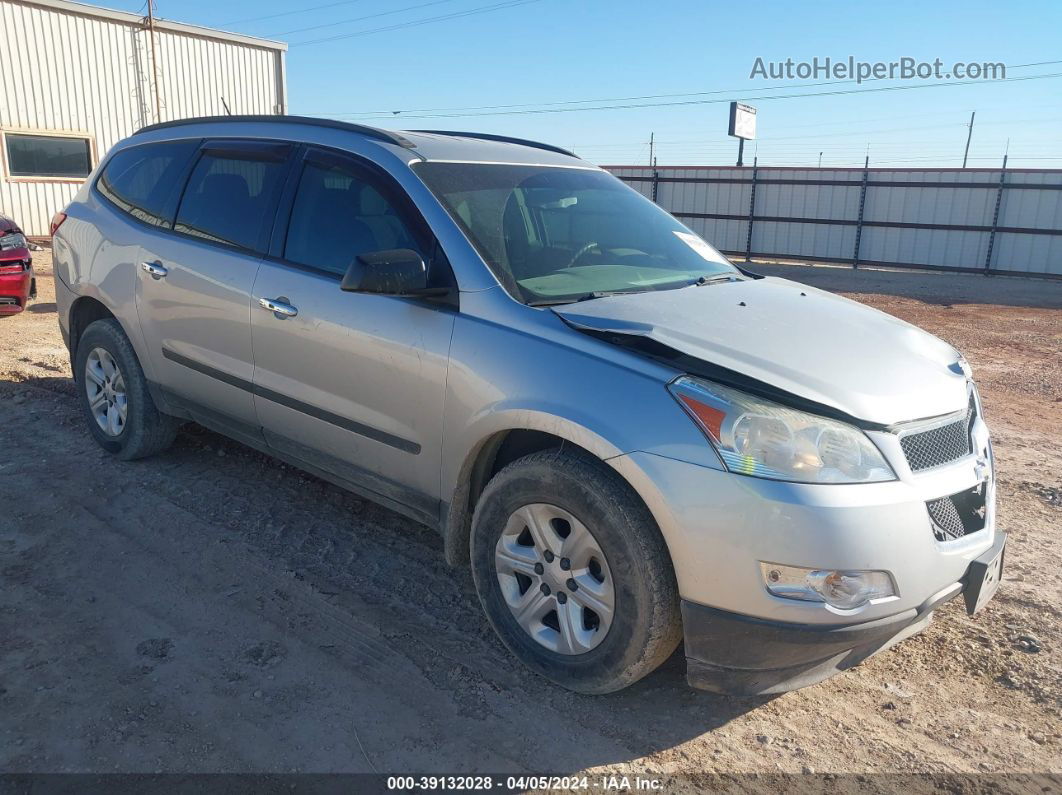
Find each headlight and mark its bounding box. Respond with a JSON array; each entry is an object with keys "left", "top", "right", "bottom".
[
  {"left": 669, "top": 376, "right": 895, "bottom": 484},
  {"left": 0, "top": 232, "right": 27, "bottom": 251}
]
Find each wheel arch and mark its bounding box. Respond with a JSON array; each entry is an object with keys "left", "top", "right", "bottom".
[
  {"left": 441, "top": 414, "right": 655, "bottom": 569},
  {"left": 68, "top": 295, "right": 117, "bottom": 374}
]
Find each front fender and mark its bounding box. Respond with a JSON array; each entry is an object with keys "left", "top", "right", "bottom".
[{"left": 437, "top": 297, "right": 727, "bottom": 565}]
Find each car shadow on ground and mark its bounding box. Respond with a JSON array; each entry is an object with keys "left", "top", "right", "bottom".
[
  {"left": 7, "top": 375, "right": 75, "bottom": 394},
  {"left": 27, "top": 302, "right": 57, "bottom": 313},
  {"left": 170, "top": 421, "right": 779, "bottom": 750},
  {"left": 8, "top": 374, "right": 775, "bottom": 769}
]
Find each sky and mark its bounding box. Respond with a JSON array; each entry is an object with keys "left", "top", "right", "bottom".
[{"left": 106, "top": 0, "right": 1060, "bottom": 168}]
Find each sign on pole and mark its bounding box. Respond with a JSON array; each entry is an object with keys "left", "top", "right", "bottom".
[
  {"left": 728, "top": 102, "right": 757, "bottom": 166},
  {"left": 728, "top": 102, "right": 757, "bottom": 140}
]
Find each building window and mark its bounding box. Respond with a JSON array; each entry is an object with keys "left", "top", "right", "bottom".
[{"left": 5, "top": 133, "right": 93, "bottom": 178}]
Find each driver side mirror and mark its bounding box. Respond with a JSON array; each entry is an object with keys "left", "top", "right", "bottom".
[{"left": 341, "top": 248, "right": 443, "bottom": 296}]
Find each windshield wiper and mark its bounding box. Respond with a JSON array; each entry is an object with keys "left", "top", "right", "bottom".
[
  {"left": 528, "top": 290, "right": 639, "bottom": 307},
  {"left": 577, "top": 290, "right": 630, "bottom": 302},
  {"left": 692, "top": 274, "right": 738, "bottom": 286}
]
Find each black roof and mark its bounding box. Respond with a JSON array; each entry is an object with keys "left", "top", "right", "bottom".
[
  {"left": 135, "top": 115, "right": 417, "bottom": 149},
  {"left": 134, "top": 115, "right": 579, "bottom": 159},
  {"left": 410, "top": 130, "right": 577, "bottom": 158}
]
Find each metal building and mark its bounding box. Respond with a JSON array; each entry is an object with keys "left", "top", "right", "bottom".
[{"left": 0, "top": 0, "right": 287, "bottom": 236}]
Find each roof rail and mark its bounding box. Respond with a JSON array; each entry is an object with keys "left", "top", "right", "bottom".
[
  {"left": 410, "top": 130, "right": 578, "bottom": 158},
  {"left": 135, "top": 115, "right": 417, "bottom": 149}
]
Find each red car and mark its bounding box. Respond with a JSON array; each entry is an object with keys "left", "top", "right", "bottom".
[{"left": 0, "top": 213, "right": 34, "bottom": 315}]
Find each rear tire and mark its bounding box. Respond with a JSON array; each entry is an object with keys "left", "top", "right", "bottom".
[
  {"left": 471, "top": 449, "right": 682, "bottom": 694},
  {"left": 75, "top": 318, "right": 179, "bottom": 460}
]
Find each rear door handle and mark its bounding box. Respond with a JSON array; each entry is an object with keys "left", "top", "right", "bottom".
[
  {"left": 258, "top": 296, "right": 298, "bottom": 318},
  {"left": 141, "top": 261, "right": 168, "bottom": 279}
]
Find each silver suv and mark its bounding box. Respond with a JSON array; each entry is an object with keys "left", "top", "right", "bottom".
[{"left": 52, "top": 116, "right": 1005, "bottom": 695}]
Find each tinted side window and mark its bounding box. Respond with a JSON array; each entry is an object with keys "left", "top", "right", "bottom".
[
  {"left": 97, "top": 140, "right": 199, "bottom": 227},
  {"left": 284, "top": 161, "right": 420, "bottom": 276},
  {"left": 175, "top": 152, "right": 288, "bottom": 252}
]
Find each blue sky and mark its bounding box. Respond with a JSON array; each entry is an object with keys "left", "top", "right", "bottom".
[{"left": 112, "top": 0, "right": 1059, "bottom": 167}]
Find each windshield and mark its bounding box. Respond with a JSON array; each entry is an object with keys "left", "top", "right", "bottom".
[{"left": 413, "top": 162, "right": 739, "bottom": 304}]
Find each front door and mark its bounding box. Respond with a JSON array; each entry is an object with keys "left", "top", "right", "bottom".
[{"left": 249, "top": 147, "right": 456, "bottom": 525}]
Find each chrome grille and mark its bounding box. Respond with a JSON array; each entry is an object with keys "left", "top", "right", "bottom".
[
  {"left": 927, "top": 496, "right": 965, "bottom": 540},
  {"left": 926, "top": 481, "right": 988, "bottom": 542},
  {"left": 899, "top": 396, "right": 975, "bottom": 472}
]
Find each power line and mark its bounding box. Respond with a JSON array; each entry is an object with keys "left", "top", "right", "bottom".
[
  {"left": 330, "top": 71, "right": 1062, "bottom": 120},
  {"left": 871, "top": 155, "right": 1062, "bottom": 163},
  {"left": 577, "top": 138, "right": 1062, "bottom": 154},
  {"left": 318, "top": 76, "right": 898, "bottom": 117},
  {"left": 220, "top": 0, "right": 369, "bottom": 27},
  {"left": 289, "top": 0, "right": 543, "bottom": 46},
  {"left": 637, "top": 108, "right": 1058, "bottom": 138},
  {"left": 310, "top": 60, "right": 1062, "bottom": 119},
  {"left": 569, "top": 116, "right": 1062, "bottom": 149},
  {"left": 271, "top": 0, "right": 458, "bottom": 37}
]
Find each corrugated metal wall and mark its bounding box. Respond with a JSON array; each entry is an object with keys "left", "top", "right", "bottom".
[
  {"left": 0, "top": 0, "right": 285, "bottom": 236},
  {"left": 606, "top": 165, "right": 1062, "bottom": 277}
]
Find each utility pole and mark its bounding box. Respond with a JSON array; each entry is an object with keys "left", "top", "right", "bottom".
[
  {"left": 962, "top": 111, "right": 976, "bottom": 168},
  {"left": 648, "top": 132, "right": 654, "bottom": 167},
  {"left": 146, "top": 0, "right": 162, "bottom": 122},
  {"left": 818, "top": 151, "right": 823, "bottom": 168}
]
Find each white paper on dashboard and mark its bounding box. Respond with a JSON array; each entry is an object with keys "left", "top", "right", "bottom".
[{"left": 673, "top": 231, "right": 722, "bottom": 262}]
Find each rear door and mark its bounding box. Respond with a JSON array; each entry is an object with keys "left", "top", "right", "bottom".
[
  {"left": 135, "top": 140, "right": 292, "bottom": 439},
  {"left": 249, "top": 146, "right": 456, "bottom": 524}
]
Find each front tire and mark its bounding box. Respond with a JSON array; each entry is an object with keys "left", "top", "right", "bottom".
[
  {"left": 471, "top": 449, "right": 682, "bottom": 694},
  {"left": 75, "top": 318, "right": 179, "bottom": 460}
]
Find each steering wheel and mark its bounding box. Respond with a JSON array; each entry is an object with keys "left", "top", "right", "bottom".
[{"left": 563, "top": 241, "right": 602, "bottom": 269}]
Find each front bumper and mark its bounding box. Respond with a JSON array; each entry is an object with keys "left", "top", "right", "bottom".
[
  {"left": 682, "top": 586, "right": 954, "bottom": 695},
  {"left": 0, "top": 266, "right": 32, "bottom": 314},
  {"left": 682, "top": 530, "right": 1006, "bottom": 694},
  {"left": 612, "top": 448, "right": 997, "bottom": 624},
  {"left": 607, "top": 408, "right": 998, "bottom": 692}
]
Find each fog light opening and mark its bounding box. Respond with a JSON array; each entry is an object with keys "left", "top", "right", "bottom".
[{"left": 760, "top": 563, "right": 896, "bottom": 610}]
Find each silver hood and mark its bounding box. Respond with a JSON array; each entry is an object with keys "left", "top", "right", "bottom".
[{"left": 553, "top": 276, "right": 969, "bottom": 426}]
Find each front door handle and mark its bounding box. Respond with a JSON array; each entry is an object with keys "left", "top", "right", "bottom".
[
  {"left": 141, "top": 261, "right": 168, "bottom": 279},
  {"left": 258, "top": 296, "right": 298, "bottom": 318}
]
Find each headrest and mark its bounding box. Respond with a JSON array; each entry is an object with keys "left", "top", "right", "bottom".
[
  {"left": 357, "top": 184, "right": 391, "bottom": 216},
  {"left": 201, "top": 173, "right": 250, "bottom": 202}
]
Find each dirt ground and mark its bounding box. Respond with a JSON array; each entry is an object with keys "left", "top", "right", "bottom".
[{"left": 1, "top": 252, "right": 1060, "bottom": 784}]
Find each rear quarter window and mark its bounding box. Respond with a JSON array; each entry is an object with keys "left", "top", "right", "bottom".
[{"left": 97, "top": 140, "right": 199, "bottom": 227}]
